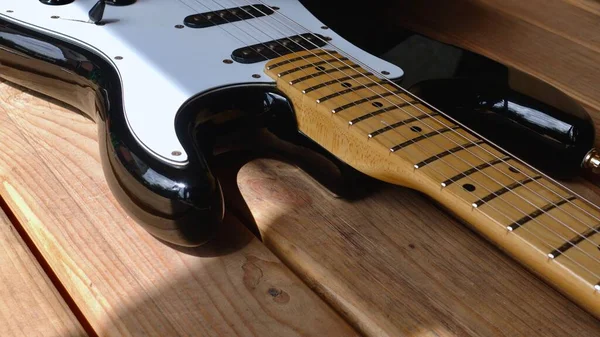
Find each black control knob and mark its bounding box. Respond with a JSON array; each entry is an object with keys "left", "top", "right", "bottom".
[
  {"left": 88, "top": 0, "right": 106, "bottom": 24},
  {"left": 39, "top": 0, "right": 75, "bottom": 5},
  {"left": 105, "top": 0, "right": 136, "bottom": 5}
]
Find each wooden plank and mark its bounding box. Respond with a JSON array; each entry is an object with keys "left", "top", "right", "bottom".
[
  {"left": 387, "top": 0, "right": 600, "bottom": 148},
  {"left": 0, "top": 80, "right": 360, "bottom": 337},
  {"left": 236, "top": 158, "right": 600, "bottom": 337},
  {"left": 0, "top": 204, "right": 86, "bottom": 336}
]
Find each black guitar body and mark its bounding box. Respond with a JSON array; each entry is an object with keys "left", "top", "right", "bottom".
[
  {"left": 0, "top": 16, "right": 594, "bottom": 247},
  {"left": 0, "top": 18, "right": 369, "bottom": 247}
]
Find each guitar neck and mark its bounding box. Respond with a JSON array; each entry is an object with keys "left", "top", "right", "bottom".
[{"left": 264, "top": 49, "right": 600, "bottom": 318}]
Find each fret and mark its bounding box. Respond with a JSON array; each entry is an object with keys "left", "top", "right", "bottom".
[
  {"left": 277, "top": 57, "right": 349, "bottom": 77},
  {"left": 537, "top": 198, "right": 600, "bottom": 287},
  {"left": 316, "top": 81, "right": 387, "bottom": 103},
  {"left": 264, "top": 50, "right": 600, "bottom": 317},
  {"left": 348, "top": 102, "right": 416, "bottom": 125},
  {"left": 507, "top": 196, "right": 577, "bottom": 231},
  {"left": 368, "top": 112, "right": 439, "bottom": 137},
  {"left": 289, "top": 64, "right": 361, "bottom": 85},
  {"left": 441, "top": 156, "right": 510, "bottom": 187},
  {"left": 332, "top": 91, "right": 404, "bottom": 113},
  {"left": 390, "top": 125, "right": 460, "bottom": 153},
  {"left": 266, "top": 50, "right": 330, "bottom": 70},
  {"left": 302, "top": 72, "right": 373, "bottom": 94},
  {"left": 472, "top": 175, "right": 543, "bottom": 208},
  {"left": 413, "top": 140, "right": 484, "bottom": 168},
  {"left": 548, "top": 224, "right": 600, "bottom": 258}
]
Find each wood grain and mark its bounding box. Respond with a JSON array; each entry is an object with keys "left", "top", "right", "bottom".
[
  {"left": 264, "top": 49, "right": 600, "bottom": 318},
  {"left": 236, "top": 157, "right": 600, "bottom": 337},
  {"left": 0, "top": 80, "right": 360, "bottom": 337},
  {"left": 388, "top": 0, "right": 600, "bottom": 148},
  {"left": 0, "top": 204, "right": 86, "bottom": 336}
]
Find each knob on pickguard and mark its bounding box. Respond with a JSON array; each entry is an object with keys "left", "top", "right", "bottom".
[
  {"left": 39, "top": 0, "right": 75, "bottom": 5},
  {"left": 88, "top": 0, "right": 106, "bottom": 24}
]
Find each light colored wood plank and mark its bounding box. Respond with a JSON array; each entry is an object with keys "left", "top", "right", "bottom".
[
  {"left": 236, "top": 157, "right": 600, "bottom": 337},
  {"left": 388, "top": 0, "right": 600, "bottom": 148},
  {"left": 0, "top": 205, "right": 86, "bottom": 337},
  {"left": 0, "top": 80, "right": 359, "bottom": 337}
]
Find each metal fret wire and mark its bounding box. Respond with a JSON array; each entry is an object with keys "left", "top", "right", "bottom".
[
  {"left": 177, "top": 0, "right": 600, "bottom": 279},
  {"left": 210, "top": 0, "right": 600, "bottom": 276},
  {"left": 236, "top": 0, "right": 600, "bottom": 244},
  {"left": 199, "top": 0, "right": 600, "bottom": 275},
  {"left": 226, "top": 0, "right": 600, "bottom": 265}
]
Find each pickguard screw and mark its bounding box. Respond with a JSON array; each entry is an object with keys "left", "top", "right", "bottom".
[
  {"left": 51, "top": 16, "right": 59, "bottom": 19},
  {"left": 321, "top": 25, "right": 328, "bottom": 30},
  {"left": 382, "top": 70, "right": 390, "bottom": 75},
  {"left": 252, "top": 74, "right": 261, "bottom": 78},
  {"left": 175, "top": 24, "right": 184, "bottom": 29},
  {"left": 6, "top": 10, "right": 13, "bottom": 13},
  {"left": 114, "top": 56, "right": 123, "bottom": 60},
  {"left": 324, "top": 36, "right": 332, "bottom": 41},
  {"left": 223, "top": 59, "right": 233, "bottom": 64},
  {"left": 171, "top": 151, "right": 182, "bottom": 156}
]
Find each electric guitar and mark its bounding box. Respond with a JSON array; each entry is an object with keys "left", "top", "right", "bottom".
[{"left": 1, "top": 0, "right": 599, "bottom": 320}]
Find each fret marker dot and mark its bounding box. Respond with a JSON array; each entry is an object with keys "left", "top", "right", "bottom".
[
  {"left": 372, "top": 101, "right": 383, "bottom": 108},
  {"left": 548, "top": 253, "right": 556, "bottom": 259},
  {"left": 410, "top": 126, "right": 422, "bottom": 132},
  {"left": 595, "top": 284, "right": 600, "bottom": 291},
  {"left": 471, "top": 203, "right": 478, "bottom": 208},
  {"left": 462, "top": 183, "right": 476, "bottom": 192}
]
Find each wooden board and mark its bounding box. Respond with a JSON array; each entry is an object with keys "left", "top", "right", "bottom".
[
  {"left": 236, "top": 158, "right": 600, "bottom": 337},
  {"left": 388, "top": 0, "right": 600, "bottom": 148},
  {"left": 0, "top": 80, "right": 359, "bottom": 337},
  {"left": 0, "top": 204, "right": 86, "bottom": 336},
  {"left": 228, "top": 1, "right": 600, "bottom": 334}
]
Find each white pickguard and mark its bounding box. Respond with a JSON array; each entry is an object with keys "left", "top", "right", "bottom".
[{"left": 0, "top": 0, "right": 403, "bottom": 165}]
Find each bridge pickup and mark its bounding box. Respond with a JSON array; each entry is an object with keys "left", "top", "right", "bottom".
[
  {"left": 231, "top": 33, "right": 328, "bottom": 64},
  {"left": 183, "top": 4, "right": 275, "bottom": 29}
]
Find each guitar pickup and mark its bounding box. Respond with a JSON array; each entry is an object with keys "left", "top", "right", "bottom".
[
  {"left": 231, "top": 33, "right": 329, "bottom": 64},
  {"left": 183, "top": 4, "right": 275, "bottom": 29}
]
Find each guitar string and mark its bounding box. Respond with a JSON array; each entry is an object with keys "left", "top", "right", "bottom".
[
  {"left": 219, "top": 0, "right": 600, "bottom": 268},
  {"left": 182, "top": 0, "right": 600, "bottom": 273},
  {"left": 181, "top": 0, "right": 600, "bottom": 277},
  {"left": 234, "top": 0, "right": 600, "bottom": 243}
]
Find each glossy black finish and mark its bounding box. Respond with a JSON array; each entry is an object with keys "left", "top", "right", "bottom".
[
  {"left": 105, "top": 0, "right": 136, "bottom": 6},
  {"left": 88, "top": 0, "right": 106, "bottom": 24},
  {"left": 385, "top": 33, "right": 595, "bottom": 179},
  {"left": 0, "top": 19, "right": 224, "bottom": 247},
  {"left": 39, "top": 0, "right": 75, "bottom": 5},
  {"left": 0, "top": 18, "right": 359, "bottom": 247}
]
